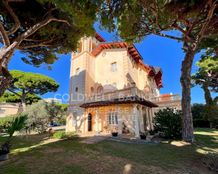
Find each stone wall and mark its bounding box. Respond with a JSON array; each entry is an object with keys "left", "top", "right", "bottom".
[{"left": 0, "top": 103, "right": 19, "bottom": 117}]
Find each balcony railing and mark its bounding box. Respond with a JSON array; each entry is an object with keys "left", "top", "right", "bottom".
[
  {"left": 83, "top": 87, "right": 180, "bottom": 104},
  {"left": 84, "top": 87, "right": 146, "bottom": 103},
  {"left": 150, "top": 94, "right": 181, "bottom": 103}
]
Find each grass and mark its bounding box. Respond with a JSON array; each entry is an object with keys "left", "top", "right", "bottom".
[{"left": 0, "top": 129, "right": 217, "bottom": 174}]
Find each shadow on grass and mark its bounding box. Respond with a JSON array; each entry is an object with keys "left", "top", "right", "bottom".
[
  {"left": 195, "top": 128, "right": 218, "bottom": 134},
  {"left": 0, "top": 129, "right": 217, "bottom": 174},
  {"left": 195, "top": 134, "right": 218, "bottom": 147}
]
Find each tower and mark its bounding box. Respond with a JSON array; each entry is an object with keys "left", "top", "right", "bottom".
[{"left": 67, "top": 34, "right": 105, "bottom": 132}]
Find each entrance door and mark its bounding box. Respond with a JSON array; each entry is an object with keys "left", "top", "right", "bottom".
[{"left": 88, "top": 113, "right": 92, "bottom": 131}]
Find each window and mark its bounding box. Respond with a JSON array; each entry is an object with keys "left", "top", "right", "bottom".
[
  {"left": 90, "top": 87, "right": 94, "bottom": 95},
  {"left": 75, "top": 87, "right": 78, "bottom": 92},
  {"left": 108, "top": 112, "right": 118, "bottom": 125},
  {"left": 97, "top": 86, "right": 103, "bottom": 94},
  {"left": 111, "top": 62, "right": 117, "bottom": 72},
  {"left": 75, "top": 68, "right": 80, "bottom": 75}
]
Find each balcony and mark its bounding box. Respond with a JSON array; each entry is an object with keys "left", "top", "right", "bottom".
[
  {"left": 84, "top": 87, "right": 148, "bottom": 103},
  {"left": 151, "top": 94, "right": 181, "bottom": 103},
  {"left": 83, "top": 87, "right": 180, "bottom": 104}
]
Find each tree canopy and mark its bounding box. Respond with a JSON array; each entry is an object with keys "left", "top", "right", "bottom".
[
  {"left": 6, "top": 70, "right": 59, "bottom": 108},
  {"left": 0, "top": 0, "right": 100, "bottom": 95},
  {"left": 98, "top": 0, "right": 218, "bottom": 142},
  {"left": 99, "top": 0, "right": 218, "bottom": 43},
  {"left": 0, "top": 91, "right": 41, "bottom": 104},
  {"left": 192, "top": 49, "right": 218, "bottom": 105},
  {"left": 195, "top": 52, "right": 218, "bottom": 93}
]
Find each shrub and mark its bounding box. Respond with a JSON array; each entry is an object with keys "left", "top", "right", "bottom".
[
  {"left": 192, "top": 103, "right": 218, "bottom": 128},
  {"left": 66, "top": 132, "right": 78, "bottom": 140},
  {"left": 202, "top": 105, "right": 218, "bottom": 128},
  {"left": 24, "top": 101, "right": 68, "bottom": 134},
  {"left": 24, "top": 100, "right": 50, "bottom": 134},
  {"left": 154, "top": 108, "right": 182, "bottom": 139},
  {"left": 192, "top": 103, "right": 210, "bottom": 128},
  {"left": 52, "top": 131, "right": 77, "bottom": 139},
  {"left": 0, "top": 116, "right": 14, "bottom": 131},
  {"left": 202, "top": 153, "right": 218, "bottom": 172},
  {"left": 192, "top": 103, "right": 205, "bottom": 120},
  {"left": 57, "top": 115, "right": 67, "bottom": 125},
  {"left": 193, "top": 119, "right": 210, "bottom": 128},
  {"left": 46, "top": 102, "right": 68, "bottom": 125},
  {"left": 1, "top": 114, "right": 27, "bottom": 155},
  {"left": 52, "top": 131, "right": 66, "bottom": 139},
  {"left": 0, "top": 115, "right": 25, "bottom": 133}
]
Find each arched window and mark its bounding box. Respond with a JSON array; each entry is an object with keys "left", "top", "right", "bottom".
[{"left": 97, "top": 86, "right": 103, "bottom": 94}]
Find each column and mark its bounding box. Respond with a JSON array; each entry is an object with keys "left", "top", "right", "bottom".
[
  {"left": 83, "top": 111, "right": 87, "bottom": 133},
  {"left": 150, "top": 108, "right": 154, "bottom": 130},
  {"left": 139, "top": 106, "right": 145, "bottom": 133},
  {"left": 117, "top": 106, "right": 122, "bottom": 134},
  {"left": 148, "top": 108, "right": 153, "bottom": 130},
  {"left": 95, "top": 108, "right": 99, "bottom": 135},
  {"left": 145, "top": 108, "right": 151, "bottom": 131},
  {"left": 133, "top": 105, "right": 140, "bottom": 138},
  {"left": 73, "top": 111, "right": 78, "bottom": 132}
]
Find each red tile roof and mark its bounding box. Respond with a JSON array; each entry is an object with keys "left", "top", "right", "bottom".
[
  {"left": 95, "top": 33, "right": 106, "bottom": 42},
  {"left": 91, "top": 42, "right": 145, "bottom": 65}
]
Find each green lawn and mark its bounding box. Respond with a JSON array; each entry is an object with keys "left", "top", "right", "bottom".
[{"left": 0, "top": 128, "right": 217, "bottom": 174}]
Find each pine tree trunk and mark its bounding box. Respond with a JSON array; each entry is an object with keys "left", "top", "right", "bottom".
[
  {"left": 17, "top": 93, "right": 26, "bottom": 113},
  {"left": 0, "top": 48, "right": 15, "bottom": 97},
  {"left": 0, "top": 66, "right": 12, "bottom": 96},
  {"left": 202, "top": 84, "right": 213, "bottom": 105},
  {"left": 180, "top": 50, "right": 195, "bottom": 142}
]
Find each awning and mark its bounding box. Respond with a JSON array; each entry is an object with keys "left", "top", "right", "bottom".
[{"left": 80, "top": 96, "right": 158, "bottom": 108}]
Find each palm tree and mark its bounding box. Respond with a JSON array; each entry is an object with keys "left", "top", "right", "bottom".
[{"left": 0, "top": 115, "right": 27, "bottom": 157}]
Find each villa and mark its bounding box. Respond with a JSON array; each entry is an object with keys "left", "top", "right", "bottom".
[{"left": 66, "top": 33, "right": 181, "bottom": 137}]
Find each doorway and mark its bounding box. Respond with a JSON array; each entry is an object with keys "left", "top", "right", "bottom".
[{"left": 88, "top": 113, "right": 92, "bottom": 131}]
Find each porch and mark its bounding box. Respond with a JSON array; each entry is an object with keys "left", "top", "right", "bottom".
[{"left": 81, "top": 104, "right": 154, "bottom": 138}]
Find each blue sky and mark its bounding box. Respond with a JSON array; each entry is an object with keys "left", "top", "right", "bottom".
[{"left": 8, "top": 28, "right": 212, "bottom": 104}]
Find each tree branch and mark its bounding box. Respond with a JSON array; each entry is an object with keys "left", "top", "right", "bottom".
[
  {"left": 19, "top": 38, "right": 55, "bottom": 49},
  {"left": 24, "top": 38, "right": 51, "bottom": 42},
  {"left": 0, "top": 16, "right": 70, "bottom": 61},
  {"left": 153, "top": 31, "right": 183, "bottom": 41},
  {"left": 7, "top": 88, "right": 22, "bottom": 97},
  {"left": 1, "top": 14, "right": 70, "bottom": 67},
  {"left": 19, "top": 43, "right": 52, "bottom": 49},
  {"left": 140, "top": 17, "right": 183, "bottom": 41},
  {"left": 197, "top": 1, "right": 218, "bottom": 43},
  {"left": 8, "top": 0, "right": 25, "bottom": 2},
  {"left": 0, "top": 42, "right": 17, "bottom": 61},
  {"left": 0, "top": 23, "right": 10, "bottom": 46},
  {"left": 17, "top": 17, "right": 70, "bottom": 43},
  {"left": 3, "top": 0, "right": 21, "bottom": 35}
]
